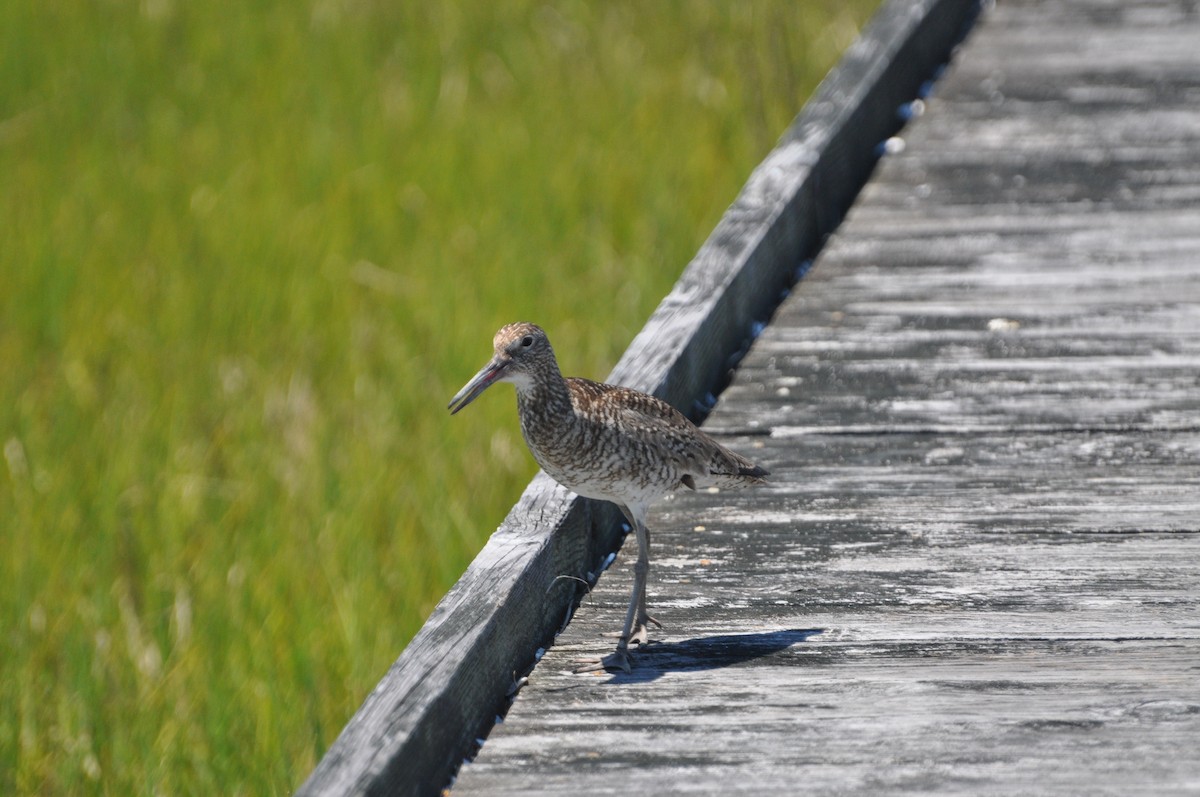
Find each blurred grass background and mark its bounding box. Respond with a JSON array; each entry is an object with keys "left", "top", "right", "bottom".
[{"left": 0, "top": 0, "right": 878, "bottom": 793}]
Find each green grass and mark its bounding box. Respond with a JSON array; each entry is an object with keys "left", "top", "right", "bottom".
[{"left": 0, "top": 1, "right": 878, "bottom": 792}]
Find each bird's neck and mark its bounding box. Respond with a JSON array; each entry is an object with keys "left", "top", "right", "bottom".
[{"left": 514, "top": 366, "right": 574, "bottom": 427}]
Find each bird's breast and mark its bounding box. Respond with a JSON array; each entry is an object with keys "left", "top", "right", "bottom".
[{"left": 518, "top": 406, "right": 680, "bottom": 504}]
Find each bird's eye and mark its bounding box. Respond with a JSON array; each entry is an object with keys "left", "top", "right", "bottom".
[{"left": 521, "top": 335, "right": 534, "bottom": 348}]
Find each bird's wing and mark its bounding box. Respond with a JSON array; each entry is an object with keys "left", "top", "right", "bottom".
[{"left": 569, "top": 379, "right": 766, "bottom": 483}]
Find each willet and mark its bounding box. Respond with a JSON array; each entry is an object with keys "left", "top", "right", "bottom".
[{"left": 449, "top": 322, "right": 768, "bottom": 672}]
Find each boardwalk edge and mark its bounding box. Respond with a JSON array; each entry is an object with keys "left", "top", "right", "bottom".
[{"left": 296, "top": 1, "right": 982, "bottom": 794}]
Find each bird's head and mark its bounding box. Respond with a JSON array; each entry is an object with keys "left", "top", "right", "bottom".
[{"left": 447, "top": 322, "right": 555, "bottom": 414}]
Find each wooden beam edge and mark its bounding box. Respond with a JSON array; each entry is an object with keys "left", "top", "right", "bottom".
[
  {"left": 295, "top": 1, "right": 982, "bottom": 795},
  {"left": 612, "top": 0, "right": 983, "bottom": 409}
]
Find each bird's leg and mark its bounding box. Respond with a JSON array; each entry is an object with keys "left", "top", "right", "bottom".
[
  {"left": 615, "top": 504, "right": 664, "bottom": 635},
  {"left": 586, "top": 519, "right": 648, "bottom": 674},
  {"left": 575, "top": 506, "right": 660, "bottom": 675},
  {"left": 624, "top": 517, "right": 661, "bottom": 648},
  {"left": 618, "top": 504, "right": 637, "bottom": 533}
]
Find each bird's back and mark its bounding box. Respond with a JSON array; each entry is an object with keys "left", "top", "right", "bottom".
[{"left": 518, "top": 377, "right": 767, "bottom": 504}]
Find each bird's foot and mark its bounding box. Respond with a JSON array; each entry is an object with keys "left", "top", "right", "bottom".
[
  {"left": 573, "top": 647, "right": 633, "bottom": 674},
  {"left": 626, "top": 612, "right": 664, "bottom": 647},
  {"left": 628, "top": 614, "right": 667, "bottom": 648}
]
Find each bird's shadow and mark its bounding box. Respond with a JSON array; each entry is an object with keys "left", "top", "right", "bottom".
[{"left": 599, "top": 628, "right": 824, "bottom": 685}]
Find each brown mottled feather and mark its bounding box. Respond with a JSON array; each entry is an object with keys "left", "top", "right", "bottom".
[
  {"left": 582, "top": 379, "right": 767, "bottom": 486},
  {"left": 449, "top": 322, "right": 769, "bottom": 670},
  {"left": 453, "top": 321, "right": 767, "bottom": 507}
]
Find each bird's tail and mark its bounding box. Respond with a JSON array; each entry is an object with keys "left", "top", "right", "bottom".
[{"left": 705, "top": 445, "right": 769, "bottom": 487}]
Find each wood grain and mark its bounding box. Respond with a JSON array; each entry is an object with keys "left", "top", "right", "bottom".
[
  {"left": 454, "top": 0, "right": 1200, "bottom": 793},
  {"left": 297, "top": 1, "right": 982, "bottom": 794}
]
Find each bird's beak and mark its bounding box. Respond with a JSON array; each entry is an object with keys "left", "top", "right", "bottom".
[{"left": 448, "top": 357, "right": 508, "bottom": 414}]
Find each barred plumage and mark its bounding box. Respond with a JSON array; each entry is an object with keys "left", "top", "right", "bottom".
[{"left": 449, "top": 322, "right": 768, "bottom": 672}]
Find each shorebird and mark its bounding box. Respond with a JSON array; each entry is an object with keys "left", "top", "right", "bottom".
[{"left": 448, "top": 322, "right": 768, "bottom": 672}]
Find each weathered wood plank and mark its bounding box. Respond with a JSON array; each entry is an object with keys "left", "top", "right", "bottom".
[
  {"left": 294, "top": 477, "right": 624, "bottom": 797},
  {"left": 297, "top": 1, "right": 982, "bottom": 794},
  {"left": 454, "top": 0, "right": 1200, "bottom": 793},
  {"left": 606, "top": 0, "right": 983, "bottom": 410},
  {"left": 503, "top": 431, "right": 1200, "bottom": 664},
  {"left": 707, "top": 249, "right": 1200, "bottom": 432},
  {"left": 455, "top": 640, "right": 1200, "bottom": 795}
]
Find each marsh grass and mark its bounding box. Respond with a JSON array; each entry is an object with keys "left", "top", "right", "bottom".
[{"left": 1, "top": 1, "right": 877, "bottom": 792}]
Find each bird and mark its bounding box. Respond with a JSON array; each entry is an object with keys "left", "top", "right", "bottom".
[{"left": 448, "top": 322, "right": 768, "bottom": 672}]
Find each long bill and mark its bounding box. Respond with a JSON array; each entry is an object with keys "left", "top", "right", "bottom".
[{"left": 447, "top": 358, "right": 507, "bottom": 414}]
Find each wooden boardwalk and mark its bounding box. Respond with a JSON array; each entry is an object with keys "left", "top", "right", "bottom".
[{"left": 453, "top": 1, "right": 1200, "bottom": 793}]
